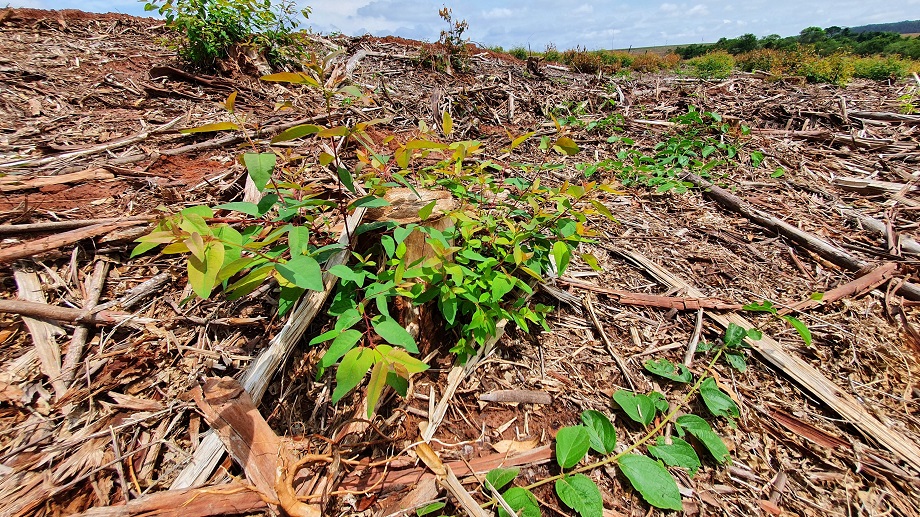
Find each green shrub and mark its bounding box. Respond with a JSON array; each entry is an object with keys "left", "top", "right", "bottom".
[
  {"left": 852, "top": 56, "right": 908, "bottom": 80},
  {"left": 630, "top": 52, "right": 664, "bottom": 72},
  {"left": 544, "top": 43, "right": 562, "bottom": 63},
  {"left": 144, "top": 0, "right": 304, "bottom": 70},
  {"left": 562, "top": 47, "right": 602, "bottom": 73},
  {"left": 688, "top": 51, "right": 735, "bottom": 79},
  {"left": 736, "top": 48, "right": 796, "bottom": 75},
  {"left": 799, "top": 53, "right": 854, "bottom": 85},
  {"left": 509, "top": 46, "right": 528, "bottom": 60}
]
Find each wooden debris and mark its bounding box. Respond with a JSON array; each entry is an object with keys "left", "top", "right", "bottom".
[
  {"left": 0, "top": 168, "right": 115, "bottom": 192},
  {"left": 0, "top": 220, "right": 150, "bottom": 264},
  {"left": 479, "top": 389, "right": 553, "bottom": 405},
  {"left": 560, "top": 277, "right": 743, "bottom": 310},
  {"left": 0, "top": 298, "right": 148, "bottom": 326},
  {"left": 682, "top": 172, "right": 920, "bottom": 301},
  {"left": 779, "top": 261, "right": 898, "bottom": 315}
]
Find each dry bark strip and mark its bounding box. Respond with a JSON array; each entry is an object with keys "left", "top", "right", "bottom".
[
  {"left": 682, "top": 172, "right": 920, "bottom": 301},
  {"left": 617, "top": 247, "right": 920, "bottom": 473},
  {"left": 0, "top": 167, "right": 114, "bottom": 192},
  {"left": 13, "top": 267, "right": 66, "bottom": 399},
  {"left": 0, "top": 115, "right": 184, "bottom": 169},
  {"left": 557, "top": 277, "right": 742, "bottom": 310},
  {"left": 779, "top": 262, "right": 899, "bottom": 315},
  {"left": 73, "top": 483, "right": 266, "bottom": 517},
  {"left": 0, "top": 219, "right": 150, "bottom": 264}
]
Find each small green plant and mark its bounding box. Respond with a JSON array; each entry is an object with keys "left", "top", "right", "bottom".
[
  {"left": 437, "top": 6, "right": 470, "bottom": 72},
  {"left": 484, "top": 323, "right": 752, "bottom": 515},
  {"left": 610, "top": 107, "right": 750, "bottom": 193},
  {"left": 742, "top": 300, "right": 812, "bottom": 347},
  {"left": 687, "top": 51, "right": 735, "bottom": 79},
  {"left": 143, "top": 0, "right": 306, "bottom": 69},
  {"left": 132, "top": 62, "right": 617, "bottom": 416},
  {"left": 508, "top": 46, "right": 528, "bottom": 60}
]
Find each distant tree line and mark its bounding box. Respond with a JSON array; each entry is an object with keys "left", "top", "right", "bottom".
[{"left": 676, "top": 23, "right": 920, "bottom": 60}]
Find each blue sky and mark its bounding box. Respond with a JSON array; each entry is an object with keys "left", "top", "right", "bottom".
[{"left": 12, "top": 0, "right": 920, "bottom": 49}]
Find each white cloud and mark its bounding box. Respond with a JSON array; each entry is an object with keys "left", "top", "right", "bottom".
[
  {"left": 483, "top": 7, "right": 513, "bottom": 18},
  {"left": 687, "top": 4, "right": 710, "bottom": 16},
  {"left": 660, "top": 3, "right": 678, "bottom": 12},
  {"left": 573, "top": 4, "right": 594, "bottom": 15}
]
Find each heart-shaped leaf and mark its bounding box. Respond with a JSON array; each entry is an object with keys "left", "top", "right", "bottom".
[
  {"left": 617, "top": 454, "right": 682, "bottom": 510},
  {"left": 555, "top": 426, "right": 591, "bottom": 469},
  {"left": 555, "top": 473, "right": 603, "bottom": 517}
]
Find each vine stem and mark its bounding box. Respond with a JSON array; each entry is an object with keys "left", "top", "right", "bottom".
[{"left": 483, "top": 346, "right": 726, "bottom": 506}]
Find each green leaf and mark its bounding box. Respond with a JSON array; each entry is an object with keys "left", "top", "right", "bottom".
[
  {"left": 215, "top": 201, "right": 261, "bottom": 216},
  {"left": 497, "top": 487, "right": 540, "bottom": 517},
  {"left": 378, "top": 345, "right": 429, "bottom": 374},
  {"left": 317, "top": 126, "right": 349, "bottom": 138},
  {"left": 554, "top": 474, "right": 603, "bottom": 517},
  {"left": 490, "top": 275, "right": 515, "bottom": 302},
  {"left": 271, "top": 123, "right": 322, "bottom": 143},
  {"left": 349, "top": 195, "right": 390, "bottom": 209},
  {"left": 260, "top": 71, "right": 320, "bottom": 86},
  {"left": 612, "top": 390, "right": 656, "bottom": 426},
  {"left": 328, "top": 264, "right": 364, "bottom": 285},
  {"left": 675, "top": 414, "right": 730, "bottom": 463},
  {"left": 643, "top": 358, "right": 693, "bottom": 383},
  {"left": 366, "top": 360, "right": 387, "bottom": 417},
  {"left": 276, "top": 255, "right": 324, "bottom": 291},
  {"left": 332, "top": 347, "right": 376, "bottom": 403},
  {"left": 372, "top": 316, "right": 418, "bottom": 353},
  {"left": 723, "top": 322, "right": 748, "bottom": 347},
  {"left": 581, "top": 252, "right": 601, "bottom": 271},
  {"left": 278, "top": 285, "right": 304, "bottom": 317},
  {"left": 555, "top": 426, "right": 591, "bottom": 469},
  {"left": 580, "top": 410, "right": 616, "bottom": 455},
  {"left": 179, "top": 121, "right": 239, "bottom": 134},
  {"left": 648, "top": 436, "right": 701, "bottom": 477},
  {"left": 336, "top": 166, "right": 356, "bottom": 193},
  {"left": 782, "top": 315, "right": 813, "bottom": 347},
  {"left": 288, "top": 225, "right": 311, "bottom": 256},
  {"left": 416, "top": 502, "right": 446, "bottom": 516},
  {"left": 617, "top": 454, "right": 682, "bottom": 510},
  {"left": 699, "top": 378, "right": 740, "bottom": 419},
  {"left": 187, "top": 238, "right": 224, "bottom": 299},
  {"left": 442, "top": 110, "right": 453, "bottom": 135},
  {"left": 485, "top": 467, "right": 520, "bottom": 492},
  {"left": 319, "top": 329, "right": 363, "bottom": 368},
  {"left": 553, "top": 136, "right": 580, "bottom": 156},
  {"left": 243, "top": 152, "right": 276, "bottom": 192},
  {"left": 724, "top": 351, "right": 747, "bottom": 372},
  {"left": 418, "top": 199, "right": 437, "bottom": 221},
  {"left": 441, "top": 295, "right": 458, "bottom": 325},
  {"left": 551, "top": 241, "right": 572, "bottom": 276}
]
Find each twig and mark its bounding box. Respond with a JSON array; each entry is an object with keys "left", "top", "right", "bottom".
[
  {"left": 92, "top": 272, "right": 171, "bottom": 312},
  {"left": 0, "top": 216, "right": 153, "bottom": 236},
  {"left": 0, "top": 299, "right": 150, "bottom": 326},
  {"left": 61, "top": 259, "right": 109, "bottom": 387},
  {"left": 583, "top": 295, "right": 635, "bottom": 391}
]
